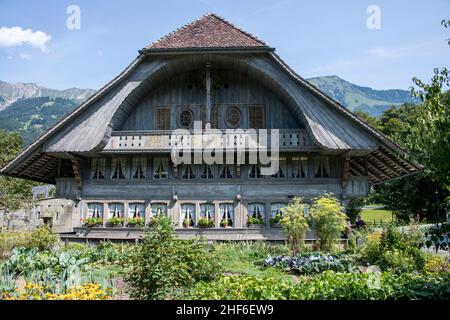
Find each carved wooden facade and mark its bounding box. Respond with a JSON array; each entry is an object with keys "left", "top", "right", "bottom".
[{"left": 0, "top": 14, "right": 420, "bottom": 240}]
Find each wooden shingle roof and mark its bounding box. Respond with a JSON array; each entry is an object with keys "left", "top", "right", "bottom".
[{"left": 142, "top": 13, "right": 268, "bottom": 51}]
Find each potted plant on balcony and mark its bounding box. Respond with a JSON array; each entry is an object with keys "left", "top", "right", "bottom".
[
  {"left": 248, "top": 216, "right": 264, "bottom": 228},
  {"left": 182, "top": 218, "right": 192, "bottom": 228},
  {"left": 127, "top": 217, "right": 144, "bottom": 227},
  {"left": 220, "top": 219, "right": 229, "bottom": 228},
  {"left": 270, "top": 213, "right": 283, "bottom": 228},
  {"left": 106, "top": 216, "right": 124, "bottom": 227},
  {"left": 198, "top": 218, "right": 214, "bottom": 228},
  {"left": 84, "top": 217, "right": 102, "bottom": 227}
]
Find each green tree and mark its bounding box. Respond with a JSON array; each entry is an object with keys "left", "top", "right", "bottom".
[
  {"left": 280, "top": 197, "right": 309, "bottom": 254},
  {"left": 309, "top": 194, "right": 347, "bottom": 252},
  {"left": 0, "top": 130, "right": 36, "bottom": 213}
]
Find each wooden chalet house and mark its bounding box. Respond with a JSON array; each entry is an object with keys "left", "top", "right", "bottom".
[{"left": 1, "top": 14, "right": 420, "bottom": 240}]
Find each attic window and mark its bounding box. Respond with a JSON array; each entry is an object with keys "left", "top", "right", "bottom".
[
  {"left": 178, "top": 108, "right": 194, "bottom": 129},
  {"left": 225, "top": 106, "right": 242, "bottom": 128},
  {"left": 156, "top": 108, "right": 171, "bottom": 130},
  {"left": 248, "top": 105, "right": 265, "bottom": 129}
]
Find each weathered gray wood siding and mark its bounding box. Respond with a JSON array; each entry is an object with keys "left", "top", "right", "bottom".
[{"left": 121, "top": 69, "right": 302, "bottom": 130}]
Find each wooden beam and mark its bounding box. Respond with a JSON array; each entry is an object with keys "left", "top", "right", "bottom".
[
  {"left": 341, "top": 154, "right": 350, "bottom": 189},
  {"left": 368, "top": 153, "right": 401, "bottom": 177},
  {"left": 374, "top": 148, "right": 411, "bottom": 173}
]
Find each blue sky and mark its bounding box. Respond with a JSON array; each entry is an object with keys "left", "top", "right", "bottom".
[{"left": 0, "top": 0, "right": 448, "bottom": 90}]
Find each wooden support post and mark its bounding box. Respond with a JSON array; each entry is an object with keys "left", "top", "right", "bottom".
[
  {"left": 71, "top": 159, "right": 82, "bottom": 190},
  {"left": 205, "top": 62, "right": 212, "bottom": 130}
]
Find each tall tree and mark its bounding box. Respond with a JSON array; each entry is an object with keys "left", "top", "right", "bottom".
[{"left": 0, "top": 130, "right": 36, "bottom": 212}]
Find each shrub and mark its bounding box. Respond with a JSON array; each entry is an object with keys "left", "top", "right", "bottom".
[
  {"left": 280, "top": 197, "right": 309, "bottom": 254},
  {"left": 309, "top": 194, "right": 347, "bottom": 252},
  {"left": 362, "top": 224, "right": 426, "bottom": 272},
  {"left": 125, "top": 218, "right": 219, "bottom": 299},
  {"left": 0, "top": 231, "right": 32, "bottom": 258},
  {"left": 29, "top": 225, "right": 58, "bottom": 251},
  {"left": 423, "top": 255, "right": 449, "bottom": 274}
]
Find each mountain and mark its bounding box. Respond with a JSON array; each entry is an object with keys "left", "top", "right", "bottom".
[
  {"left": 0, "top": 97, "right": 79, "bottom": 146},
  {"left": 0, "top": 80, "right": 96, "bottom": 111},
  {"left": 307, "top": 75, "right": 419, "bottom": 117}
]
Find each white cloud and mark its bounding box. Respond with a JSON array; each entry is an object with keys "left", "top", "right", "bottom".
[
  {"left": 366, "top": 43, "right": 431, "bottom": 59},
  {"left": 19, "top": 52, "right": 32, "bottom": 61},
  {"left": 0, "top": 26, "right": 51, "bottom": 52}
]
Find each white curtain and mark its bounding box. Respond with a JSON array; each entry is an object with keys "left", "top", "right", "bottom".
[
  {"left": 154, "top": 158, "right": 168, "bottom": 179},
  {"left": 271, "top": 203, "right": 287, "bottom": 217},
  {"left": 88, "top": 203, "right": 103, "bottom": 219},
  {"left": 181, "top": 204, "right": 195, "bottom": 224},
  {"left": 220, "top": 204, "right": 234, "bottom": 225},
  {"left": 151, "top": 204, "right": 167, "bottom": 217},
  {"left": 249, "top": 203, "right": 264, "bottom": 219},
  {"left": 91, "top": 159, "right": 105, "bottom": 179},
  {"left": 111, "top": 158, "right": 126, "bottom": 179},
  {"left": 200, "top": 204, "right": 215, "bottom": 220},
  {"left": 129, "top": 203, "right": 144, "bottom": 218},
  {"left": 108, "top": 203, "right": 124, "bottom": 218},
  {"left": 132, "top": 158, "right": 146, "bottom": 179}
]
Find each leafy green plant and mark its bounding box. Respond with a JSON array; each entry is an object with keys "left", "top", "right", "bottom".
[
  {"left": 198, "top": 218, "right": 214, "bottom": 228},
  {"left": 124, "top": 218, "right": 219, "bottom": 299},
  {"left": 185, "top": 271, "right": 450, "bottom": 300},
  {"left": 280, "top": 197, "right": 309, "bottom": 254},
  {"left": 248, "top": 217, "right": 264, "bottom": 225},
  {"left": 84, "top": 217, "right": 102, "bottom": 227},
  {"left": 309, "top": 194, "right": 347, "bottom": 252},
  {"left": 127, "top": 217, "right": 144, "bottom": 227},
  {"left": 220, "top": 219, "right": 229, "bottom": 227},
  {"left": 270, "top": 213, "right": 282, "bottom": 225},
  {"left": 263, "top": 252, "right": 355, "bottom": 275},
  {"left": 107, "top": 217, "right": 124, "bottom": 227}
]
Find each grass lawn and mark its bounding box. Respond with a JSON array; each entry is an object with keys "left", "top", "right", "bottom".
[{"left": 360, "top": 208, "right": 393, "bottom": 223}]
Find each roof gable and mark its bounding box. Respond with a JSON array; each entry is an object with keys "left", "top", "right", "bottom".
[{"left": 143, "top": 13, "right": 267, "bottom": 50}]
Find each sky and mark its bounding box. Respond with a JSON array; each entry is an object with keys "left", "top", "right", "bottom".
[{"left": 0, "top": 0, "right": 448, "bottom": 91}]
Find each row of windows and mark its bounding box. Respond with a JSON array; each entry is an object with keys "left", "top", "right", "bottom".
[
  {"left": 91, "top": 156, "right": 331, "bottom": 180},
  {"left": 86, "top": 202, "right": 287, "bottom": 228}
]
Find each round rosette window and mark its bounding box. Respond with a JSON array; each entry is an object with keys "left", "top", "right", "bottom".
[
  {"left": 178, "top": 108, "right": 194, "bottom": 129},
  {"left": 225, "top": 106, "right": 242, "bottom": 128}
]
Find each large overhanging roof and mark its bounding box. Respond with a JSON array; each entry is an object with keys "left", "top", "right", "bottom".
[{"left": 0, "top": 13, "right": 421, "bottom": 185}]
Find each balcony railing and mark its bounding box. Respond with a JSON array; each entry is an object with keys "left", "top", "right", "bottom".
[{"left": 103, "top": 129, "right": 316, "bottom": 152}]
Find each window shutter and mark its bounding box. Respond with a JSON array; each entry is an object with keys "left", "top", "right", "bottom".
[
  {"left": 156, "top": 108, "right": 171, "bottom": 130},
  {"left": 248, "top": 105, "right": 265, "bottom": 129}
]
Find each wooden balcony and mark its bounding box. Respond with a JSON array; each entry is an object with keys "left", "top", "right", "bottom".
[{"left": 103, "top": 129, "right": 316, "bottom": 152}]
